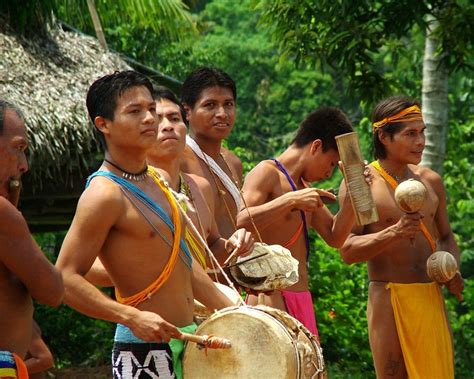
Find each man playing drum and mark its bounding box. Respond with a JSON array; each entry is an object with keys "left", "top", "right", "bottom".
[
  {"left": 148, "top": 86, "right": 254, "bottom": 270},
  {"left": 339, "top": 96, "right": 464, "bottom": 378},
  {"left": 56, "top": 71, "right": 234, "bottom": 379},
  {"left": 180, "top": 67, "right": 242, "bottom": 240},
  {"left": 237, "top": 107, "right": 361, "bottom": 338},
  {"left": 0, "top": 100, "right": 64, "bottom": 378}
]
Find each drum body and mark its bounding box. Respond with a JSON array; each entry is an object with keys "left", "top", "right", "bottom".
[{"left": 183, "top": 305, "right": 326, "bottom": 379}]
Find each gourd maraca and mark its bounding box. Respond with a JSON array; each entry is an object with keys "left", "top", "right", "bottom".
[
  {"left": 394, "top": 179, "right": 427, "bottom": 244},
  {"left": 427, "top": 251, "right": 463, "bottom": 301},
  {"left": 394, "top": 179, "right": 427, "bottom": 213}
]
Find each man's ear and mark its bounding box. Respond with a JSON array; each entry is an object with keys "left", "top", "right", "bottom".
[
  {"left": 182, "top": 104, "right": 191, "bottom": 122},
  {"left": 378, "top": 130, "right": 389, "bottom": 146},
  {"left": 94, "top": 116, "right": 110, "bottom": 136},
  {"left": 310, "top": 139, "right": 323, "bottom": 154}
]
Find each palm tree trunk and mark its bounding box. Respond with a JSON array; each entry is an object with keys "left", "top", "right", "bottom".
[
  {"left": 421, "top": 15, "right": 448, "bottom": 174},
  {"left": 86, "top": 0, "right": 108, "bottom": 51}
]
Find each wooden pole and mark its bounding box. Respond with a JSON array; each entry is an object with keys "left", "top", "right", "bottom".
[{"left": 336, "top": 132, "right": 379, "bottom": 225}]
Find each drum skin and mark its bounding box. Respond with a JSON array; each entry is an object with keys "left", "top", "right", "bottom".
[{"left": 183, "top": 306, "right": 326, "bottom": 379}]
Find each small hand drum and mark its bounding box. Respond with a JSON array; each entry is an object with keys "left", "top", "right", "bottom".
[
  {"left": 394, "top": 179, "right": 427, "bottom": 213},
  {"left": 426, "top": 251, "right": 458, "bottom": 283}
]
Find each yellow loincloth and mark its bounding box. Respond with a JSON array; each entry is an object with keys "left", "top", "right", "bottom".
[{"left": 386, "top": 282, "right": 454, "bottom": 379}]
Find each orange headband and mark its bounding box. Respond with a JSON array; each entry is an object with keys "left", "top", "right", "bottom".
[{"left": 372, "top": 105, "right": 423, "bottom": 131}]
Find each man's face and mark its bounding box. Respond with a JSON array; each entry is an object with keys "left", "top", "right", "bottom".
[
  {"left": 185, "top": 86, "right": 236, "bottom": 142},
  {"left": 150, "top": 99, "right": 187, "bottom": 161},
  {"left": 0, "top": 109, "right": 28, "bottom": 198},
  {"left": 98, "top": 86, "right": 157, "bottom": 151},
  {"left": 383, "top": 120, "right": 426, "bottom": 164},
  {"left": 304, "top": 144, "right": 340, "bottom": 183}
]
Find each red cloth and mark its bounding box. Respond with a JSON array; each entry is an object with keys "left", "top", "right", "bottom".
[{"left": 282, "top": 290, "right": 319, "bottom": 340}]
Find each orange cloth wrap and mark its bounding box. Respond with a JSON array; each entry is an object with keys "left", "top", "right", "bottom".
[
  {"left": 371, "top": 161, "right": 436, "bottom": 252},
  {"left": 13, "top": 354, "right": 28, "bottom": 379},
  {"left": 372, "top": 105, "right": 423, "bottom": 131},
  {"left": 115, "top": 167, "right": 183, "bottom": 307}
]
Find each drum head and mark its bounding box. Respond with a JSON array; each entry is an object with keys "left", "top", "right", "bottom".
[{"left": 183, "top": 307, "right": 299, "bottom": 379}]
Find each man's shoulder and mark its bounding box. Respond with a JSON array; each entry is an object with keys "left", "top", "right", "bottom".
[
  {"left": 221, "top": 147, "right": 242, "bottom": 169},
  {"left": 0, "top": 197, "right": 29, "bottom": 242},
  {"left": 412, "top": 164, "right": 443, "bottom": 186},
  {"left": 77, "top": 175, "right": 125, "bottom": 211},
  {"left": 246, "top": 159, "right": 279, "bottom": 179}
]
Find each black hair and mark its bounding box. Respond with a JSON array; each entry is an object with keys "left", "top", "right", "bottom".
[
  {"left": 292, "top": 106, "right": 353, "bottom": 151},
  {"left": 181, "top": 67, "right": 236, "bottom": 109},
  {"left": 86, "top": 70, "right": 154, "bottom": 150},
  {"left": 152, "top": 86, "right": 187, "bottom": 125},
  {"left": 372, "top": 96, "right": 420, "bottom": 159},
  {"left": 0, "top": 100, "right": 24, "bottom": 135}
]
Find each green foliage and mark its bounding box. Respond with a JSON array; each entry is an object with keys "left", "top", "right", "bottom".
[{"left": 257, "top": 0, "right": 473, "bottom": 103}]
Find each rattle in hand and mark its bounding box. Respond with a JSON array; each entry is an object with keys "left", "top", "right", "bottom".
[{"left": 426, "top": 251, "right": 463, "bottom": 301}]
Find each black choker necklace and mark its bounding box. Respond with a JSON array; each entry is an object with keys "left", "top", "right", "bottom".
[{"left": 104, "top": 159, "right": 148, "bottom": 181}]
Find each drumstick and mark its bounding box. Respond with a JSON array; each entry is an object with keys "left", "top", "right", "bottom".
[
  {"left": 223, "top": 252, "right": 269, "bottom": 269},
  {"left": 223, "top": 245, "right": 240, "bottom": 266},
  {"left": 180, "top": 332, "right": 232, "bottom": 349}
]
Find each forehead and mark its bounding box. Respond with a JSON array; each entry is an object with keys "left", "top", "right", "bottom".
[
  {"left": 157, "top": 99, "right": 181, "bottom": 113},
  {"left": 1, "top": 109, "right": 26, "bottom": 139},
  {"left": 116, "top": 86, "right": 154, "bottom": 108},
  {"left": 196, "top": 86, "right": 235, "bottom": 103},
  {"left": 396, "top": 119, "right": 426, "bottom": 132}
]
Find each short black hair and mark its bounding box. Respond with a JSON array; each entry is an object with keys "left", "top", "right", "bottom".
[
  {"left": 152, "top": 86, "right": 187, "bottom": 124},
  {"left": 181, "top": 67, "right": 236, "bottom": 109},
  {"left": 292, "top": 107, "right": 353, "bottom": 151},
  {"left": 0, "top": 100, "right": 24, "bottom": 135},
  {"left": 372, "top": 95, "right": 420, "bottom": 159},
  {"left": 86, "top": 70, "right": 154, "bottom": 150}
]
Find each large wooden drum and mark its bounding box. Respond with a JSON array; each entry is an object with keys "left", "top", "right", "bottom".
[{"left": 183, "top": 305, "right": 326, "bottom": 379}]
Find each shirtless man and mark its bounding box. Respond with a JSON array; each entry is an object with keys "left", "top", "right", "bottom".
[
  {"left": 180, "top": 67, "right": 242, "bottom": 240},
  {"left": 237, "top": 107, "right": 358, "bottom": 337},
  {"left": 339, "top": 96, "right": 464, "bottom": 378},
  {"left": 148, "top": 86, "right": 254, "bottom": 270},
  {"left": 56, "top": 71, "right": 233, "bottom": 379},
  {"left": 0, "top": 100, "right": 63, "bottom": 376}
]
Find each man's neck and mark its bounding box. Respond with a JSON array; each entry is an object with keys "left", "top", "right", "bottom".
[
  {"left": 149, "top": 156, "right": 181, "bottom": 191},
  {"left": 189, "top": 131, "right": 222, "bottom": 160},
  {"left": 276, "top": 145, "right": 306, "bottom": 187},
  {"left": 104, "top": 147, "right": 148, "bottom": 174},
  {"left": 378, "top": 158, "right": 410, "bottom": 182}
]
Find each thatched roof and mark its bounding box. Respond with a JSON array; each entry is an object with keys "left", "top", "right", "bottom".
[{"left": 0, "top": 22, "right": 179, "bottom": 231}]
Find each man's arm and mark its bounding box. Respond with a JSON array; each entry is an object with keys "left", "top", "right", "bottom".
[
  {"left": 25, "top": 320, "right": 54, "bottom": 375},
  {"left": 338, "top": 179, "right": 422, "bottom": 264},
  {"left": 56, "top": 180, "right": 179, "bottom": 342},
  {"left": 191, "top": 259, "right": 236, "bottom": 311},
  {"left": 429, "top": 170, "right": 464, "bottom": 297},
  {"left": 0, "top": 198, "right": 63, "bottom": 306},
  {"left": 237, "top": 162, "right": 332, "bottom": 232},
  {"left": 310, "top": 184, "right": 355, "bottom": 248}
]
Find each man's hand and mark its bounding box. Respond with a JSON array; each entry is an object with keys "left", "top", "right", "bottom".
[
  {"left": 128, "top": 310, "right": 181, "bottom": 343},
  {"left": 392, "top": 212, "right": 423, "bottom": 240},
  {"left": 225, "top": 228, "right": 255, "bottom": 258},
  {"left": 445, "top": 271, "right": 464, "bottom": 301},
  {"left": 289, "top": 188, "right": 336, "bottom": 212}
]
